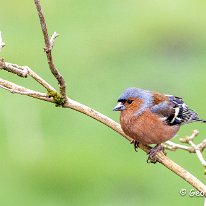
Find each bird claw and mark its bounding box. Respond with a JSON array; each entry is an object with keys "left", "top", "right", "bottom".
[
  {"left": 130, "top": 140, "right": 139, "bottom": 152},
  {"left": 147, "top": 144, "right": 166, "bottom": 163}
]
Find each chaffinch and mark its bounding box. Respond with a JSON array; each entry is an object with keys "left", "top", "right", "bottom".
[{"left": 113, "top": 87, "right": 206, "bottom": 162}]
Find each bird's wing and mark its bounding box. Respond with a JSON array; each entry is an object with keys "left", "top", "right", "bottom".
[{"left": 151, "top": 95, "right": 200, "bottom": 125}]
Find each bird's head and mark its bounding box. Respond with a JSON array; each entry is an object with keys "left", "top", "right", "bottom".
[{"left": 113, "top": 87, "right": 153, "bottom": 115}]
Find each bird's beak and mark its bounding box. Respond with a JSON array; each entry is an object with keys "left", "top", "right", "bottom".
[{"left": 113, "top": 102, "right": 126, "bottom": 111}]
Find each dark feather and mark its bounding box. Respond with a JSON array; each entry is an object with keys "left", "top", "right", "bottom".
[{"left": 151, "top": 95, "right": 206, "bottom": 126}]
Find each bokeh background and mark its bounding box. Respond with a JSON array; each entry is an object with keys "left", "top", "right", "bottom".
[{"left": 1, "top": 0, "right": 206, "bottom": 205}]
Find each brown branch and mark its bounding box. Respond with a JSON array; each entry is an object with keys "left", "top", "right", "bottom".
[
  {"left": 0, "top": 78, "right": 53, "bottom": 102},
  {"left": 27, "top": 67, "right": 56, "bottom": 92},
  {"left": 0, "top": 32, "right": 5, "bottom": 50},
  {"left": 63, "top": 99, "right": 206, "bottom": 194},
  {"left": 180, "top": 130, "right": 199, "bottom": 143},
  {"left": 49, "top": 32, "right": 59, "bottom": 50},
  {"left": 1, "top": 79, "right": 206, "bottom": 194},
  {"left": 180, "top": 131, "right": 206, "bottom": 168},
  {"left": 0, "top": 59, "right": 29, "bottom": 77},
  {"left": 198, "top": 139, "right": 206, "bottom": 152},
  {"left": 0, "top": 59, "right": 56, "bottom": 92},
  {"left": 1, "top": 0, "right": 206, "bottom": 198},
  {"left": 164, "top": 140, "right": 195, "bottom": 152},
  {"left": 165, "top": 131, "right": 206, "bottom": 174},
  {"left": 165, "top": 136, "right": 206, "bottom": 153},
  {"left": 34, "top": 0, "right": 66, "bottom": 101}
]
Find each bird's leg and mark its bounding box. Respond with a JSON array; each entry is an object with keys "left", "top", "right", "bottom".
[
  {"left": 130, "top": 139, "right": 139, "bottom": 152},
  {"left": 147, "top": 144, "right": 165, "bottom": 163}
]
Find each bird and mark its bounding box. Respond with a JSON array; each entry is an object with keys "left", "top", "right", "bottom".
[{"left": 113, "top": 87, "right": 206, "bottom": 162}]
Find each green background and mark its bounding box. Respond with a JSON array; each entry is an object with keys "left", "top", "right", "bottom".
[{"left": 1, "top": 0, "right": 206, "bottom": 205}]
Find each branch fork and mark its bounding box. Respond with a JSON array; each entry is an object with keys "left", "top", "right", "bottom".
[
  {"left": 34, "top": 0, "right": 66, "bottom": 102},
  {"left": 165, "top": 130, "right": 206, "bottom": 170},
  {"left": 0, "top": 0, "right": 206, "bottom": 197},
  {"left": 43, "top": 32, "right": 59, "bottom": 52}
]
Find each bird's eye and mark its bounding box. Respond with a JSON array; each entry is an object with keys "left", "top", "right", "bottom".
[{"left": 127, "top": 100, "right": 134, "bottom": 104}]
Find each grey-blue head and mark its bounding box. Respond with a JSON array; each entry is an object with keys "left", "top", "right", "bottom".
[{"left": 113, "top": 87, "right": 154, "bottom": 115}]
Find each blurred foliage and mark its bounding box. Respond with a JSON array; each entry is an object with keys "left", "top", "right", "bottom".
[{"left": 1, "top": 0, "right": 206, "bottom": 205}]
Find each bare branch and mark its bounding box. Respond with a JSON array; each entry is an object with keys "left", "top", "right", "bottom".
[
  {"left": 0, "top": 59, "right": 29, "bottom": 77},
  {"left": 27, "top": 67, "right": 56, "bottom": 92},
  {"left": 34, "top": 0, "right": 66, "bottom": 101},
  {"left": 164, "top": 141, "right": 195, "bottom": 152},
  {"left": 0, "top": 32, "right": 5, "bottom": 51},
  {"left": 1, "top": 0, "right": 206, "bottom": 198},
  {"left": 164, "top": 132, "right": 206, "bottom": 154},
  {"left": 198, "top": 139, "right": 206, "bottom": 152},
  {"left": 188, "top": 142, "right": 206, "bottom": 168},
  {"left": 166, "top": 130, "right": 206, "bottom": 170},
  {"left": 180, "top": 130, "right": 199, "bottom": 143},
  {"left": 1, "top": 61, "right": 206, "bottom": 195},
  {"left": 181, "top": 131, "right": 206, "bottom": 168},
  {"left": 0, "top": 78, "right": 53, "bottom": 102},
  {"left": 63, "top": 99, "right": 206, "bottom": 195},
  {"left": 49, "top": 32, "right": 59, "bottom": 50},
  {"left": 0, "top": 59, "right": 56, "bottom": 92}
]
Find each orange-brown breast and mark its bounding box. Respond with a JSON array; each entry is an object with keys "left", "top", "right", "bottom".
[{"left": 120, "top": 107, "right": 179, "bottom": 145}]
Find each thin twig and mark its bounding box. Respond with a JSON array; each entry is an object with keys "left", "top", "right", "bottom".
[
  {"left": 180, "top": 130, "right": 199, "bottom": 143},
  {"left": 180, "top": 130, "right": 206, "bottom": 168},
  {"left": 0, "top": 0, "right": 206, "bottom": 198},
  {"left": 164, "top": 141, "right": 195, "bottom": 152},
  {"left": 188, "top": 141, "right": 206, "bottom": 168},
  {"left": 34, "top": 0, "right": 67, "bottom": 101},
  {"left": 1, "top": 64, "right": 206, "bottom": 195},
  {"left": 164, "top": 133, "right": 206, "bottom": 154},
  {"left": 0, "top": 59, "right": 56, "bottom": 92},
  {"left": 198, "top": 139, "right": 206, "bottom": 152},
  {"left": 0, "top": 78, "right": 53, "bottom": 102},
  {"left": 0, "top": 32, "right": 5, "bottom": 51},
  {"left": 49, "top": 32, "right": 59, "bottom": 50},
  {"left": 165, "top": 131, "right": 206, "bottom": 169},
  {"left": 0, "top": 59, "right": 29, "bottom": 77},
  {"left": 27, "top": 67, "right": 56, "bottom": 91}
]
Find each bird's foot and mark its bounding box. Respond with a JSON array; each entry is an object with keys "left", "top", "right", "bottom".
[
  {"left": 147, "top": 144, "right": 166, "bottom": 163},
  {"left": 130, "top": 140, "right": 139, "bottom": 152}
]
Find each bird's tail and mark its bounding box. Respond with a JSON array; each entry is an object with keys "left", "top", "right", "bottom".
[{"left": 196, "top": 119, "right": 206, "bottom": 123}]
